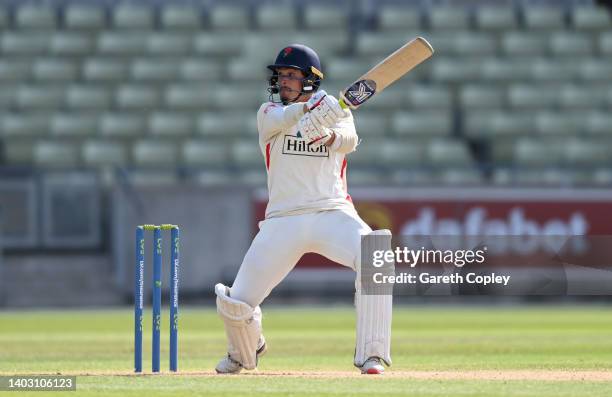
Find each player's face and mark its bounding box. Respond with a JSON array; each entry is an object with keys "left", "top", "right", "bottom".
[{"left": 276, "top": 67, "right": 305, "bottom": 102}]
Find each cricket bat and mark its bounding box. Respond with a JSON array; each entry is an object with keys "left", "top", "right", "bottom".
[{"left": 339, "top": 37, "right": 434, "bottom": 110}]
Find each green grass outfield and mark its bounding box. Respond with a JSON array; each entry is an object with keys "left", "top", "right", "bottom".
[{"left": 1, "top": 306, "right": 611, "bottom": 396}]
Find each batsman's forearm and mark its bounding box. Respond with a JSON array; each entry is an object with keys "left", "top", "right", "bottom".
[{"left": 258, "top": 103, "right": 306, "bottom": 141}]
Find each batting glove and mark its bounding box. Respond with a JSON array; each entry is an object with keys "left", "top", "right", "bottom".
[
  {"left": 306, "top": 90, "right": 346, "bottom": 129},
  {"left": 298, "top": 113, "right": 332, "bottom": 147}
]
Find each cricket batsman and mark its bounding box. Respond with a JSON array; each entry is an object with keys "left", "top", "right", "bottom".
[{"left": 214, "top": 44, "right": 393, "bottom": 375}]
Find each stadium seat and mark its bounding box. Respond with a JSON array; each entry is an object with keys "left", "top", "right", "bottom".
[
  {"left": 514, "top": 138, "right": 562, "bottom": 166},
  {"left": 514, "top": 168, "right": 572, "bottom": 186},
  {"left": 193, "top": 33, "right": 244, "bottom": 56},
  {"left": 559, "top": 85, "right": 607, "bottom": 109},
  {"left": 131, "top": 59, "right": 181, "bottom": 81},
  {"left": 431, "top": 58, "right": 480, "bottom": 83},
  {"left": 209, "top": 5, "right": 250, "bottom": 30},
  {"left": 160, "top": 5, "right": 201, "bottom": 30},
  {"left": 0, "top": 8, "right": 8, "bottom": 29},
  {"left": 600, "top": 32, "right": 612, "bottom": 55},
  {"left": 392, "top": 111, "right": 452, "bottom": 136},
  {"left": 65, "top": 5, "right": 106, "bottom": 30},
  {"left": 146, "top": 33, "right": 192, "bottom": 55},
  {"left": 562, "top": 139, "right": 610, "bottom": 166},
  {"left": 357, "top": 85, "right": 404, "bottom": 110},
  {"left": 379, "top": 140, "right": 424, "bottom": 166},
  {"left": 586, "top": 112, "right": 612, "bottom": 134},
  {"left": 437, "top": 168, "right": 483, "bottom": 185},
  {"left": 428, "top": 6, "right": 469, "bottom": 30},
  {"left": 502, "top": 32, "right": 548, "bottom": 56},
  {"left": 125, "top": 170, "right": 179, "bottom": 186},
  {"left": 256, "top": 5, "right": 296, "bottom": 29},
  {"left": 32, "top": 59, "right": 79, "bottom": 82},
  {"left": 1, "top": 113, "right": 50, "bottom": 136},
  {"left": 579, "top": 59, "right": 612, "bottom": 81},
  {"left": 475, "top": 6, "right": 517, "bottom": 30},
  {"left": 227, "top": 58, "right": 268, "bottom": 82},
  {"left": 490, "top": 139, "right": 515, "bottom": 164},
  {"left": 530, "top": 59, "right": 580, "bottom": 81},
  {"left": 572, "top": 6, "right": 612, "bottom": 30},
  {"left": 0, "top": 86, "right": 16, "bottom": 109},
  {"left": 426, "top": 139, "right": 473, "bottom": 166},
  {"left": 459, "top": 85, "right": 505, "bottom": 110},
  {"left": 452, "top": 33, "right": 497, "bottom": 56},
  {"left": 507, "top": 85, "right": 559, "bottom": 109},
  {"left": 535, "top": 112, "right": 585, "bottom": 135},
  {"left": 465, "top": 111, "right": 535, "bottom": 137},
  {"left": 293, "top": 33, "right": 350, "bottom": 58},
  {"left": 83, "top": 58, "right": 130, "bottom": 82},
  {"left": 116, "top": 85, "right": 160, "bottom": 110},
  {"left": 99, "top": 113, "right": 146, "bottom": 137},
  {"left": 34, "top": 141, "right": 79, "bottom": 166},
  {"left": 82, "top": 141, "right": 127, "bottom": 166},
  {"left": 345, "top": 141, "right": 382, "bottom": 166},
  {"left": 15, "top": 5, "right": 56, "bottom": 30},
  {"left": 303, "top": 5, "right": 347, "bottom": 30},
  {"left": 164, "top": 84, "right": 212, "bottom": 110},
  {"left": 1, "top": 33, "right": 49, "bottom": 55},
  {"left": 50, "top": 33, "right": 94, "bottom": 56},
  {"left": 355, "top": 32, "right": 419, "bottom": 57},
  {"left": 51, "top": 113, "right": 97, "bottom": 136},
  {"left": 0, "top": 61, "right": 31, "bottom": 82},
  {"left": 480, "top": 59, "right": 532, "bottom": 82},
  {"left": 231, "top": 141, "right": 263, "bottom": 166},
  {"left": 549, "top": 32, "right": 594, "bottom": 56},
  {"left": 17, "top": 86, "right": 64, "bottom": 110},
  {"left": 112, "top": 5, "right": 154, "bottom": 30},
  {"left": 390, "top": 169, "right": 434, "bottom": 185},
  {"left": 65, "top": 85, "right": 112, "bottom": 110},
  {"left": 318, "top": 58, "right": 372, "bottom": 83},
  {"left": 347, "top": 169, "right": 388, "bottom": 186},
  {"left": 405, "top": 85, "right": 452, "bottom": 109},
  {"left": 148, "top": 112, "right": 194, "bottom": 136},
  {"left": 3, "top": 141, "right": 35, "bottom": 164},
  {"left": 523, "top": 7, "right": 566, "bottom": 30},
  {"left": 353, "top": 112, "right": 388, "bottom": 136},
  {"left": 180, "top": 59, "right": 222, "bottom": 81},
  {"left": 132, "top": 141, "right": 178, "bottom": 166},
  {"left": 97, "top": 32, "right": 148, "bottom": 55},
  {"left": 197, "top": 113, "right": 250, "bottom": 136},
  {"left": 216, "top": 84, "right": 266, "bottom": 110},
  {"left": 378, "top": 6, "right": 421, "bottom": 30},
  {"left": 181, "top": 140, "right": 229, "bottom": 166}
]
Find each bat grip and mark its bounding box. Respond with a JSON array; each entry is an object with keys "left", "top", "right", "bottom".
[{"left": 339, "top": 97, "right": 348, "bottom": 110}]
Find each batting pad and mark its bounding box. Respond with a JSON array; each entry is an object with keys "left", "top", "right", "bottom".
[
  {"left": 215, "top": 283, "right": 263, "bottom": 370},
  {"left": 354, "top": 229, "right": 393, "bottom": 367}
]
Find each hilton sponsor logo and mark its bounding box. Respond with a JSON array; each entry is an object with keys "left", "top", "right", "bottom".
[{"left": 282, "top": 135, "right": 329, "bottom": 158}]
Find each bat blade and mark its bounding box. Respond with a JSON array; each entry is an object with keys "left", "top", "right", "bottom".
[{"left": 340, "top": 37, "right": 434, "bottom": 110}]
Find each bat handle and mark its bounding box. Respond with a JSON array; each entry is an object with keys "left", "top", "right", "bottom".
[{"left": 339, "top": 96, "right": 348, "bottom": 110}]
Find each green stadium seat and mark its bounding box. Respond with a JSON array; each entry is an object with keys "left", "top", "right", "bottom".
[
  {"left": 50, "top": 33, "right": 95, "bottom": 56},
  {"left": 32, "top": 59, "right": 79, "bottom": 82},
  {"left": 379, "top": 140, "right": 424, "bottom": 166},
  {"left": 392, "top": 111, "right": 452, "bottom": 136},
  {"left": 563, "top": 139, "right": 610, "bottom": 166},
  {"left": 480, "top": 59, "right": 532, "bottom": 82},
  {"left": 15, "top": 5, "right": 57, "bottom": 30},
  {"left": 148, "top": 112, "right": 194, "bottom": 136},
  {"left": 116, "top": 85, "right": 160, "bottom": 110},
  {"left": 82, "top": 141, "right": 127, "bottom": 166},
  {"left": 231, "top": 141, "right": 262, "bottom": 166},
  {"left": 17, "top": 86, "right": 64, "bottom": 110},
  {"left": 83, "top": 58, "right": 130, "bottom": 82},
  {"left": 502, "top": 32, "right": 548, "bottom": 56},
  {"left": 131, "top": 59, "right": 181, "bottom": 81},
  {"left": 66, "top": 85, "right": 112, "bottom": 110},
  {"left": 437, "top": 168, "right": 483, "bottom": 185},
  {"left": 97, "top": 32, "right": 148, "bottom": 55},
  {"left": 164, "top": 84, "right": 212, "bottom": 110},
  {"left": 193, "top": 33, "right": 244, "bottom": 56},
  {"left": 426, "top": 139, "right": 473, "bottom": 166},
  {"left": 600, "top": 32, "right": 612, "bottom": 55},
  {"left": 549, "top": 32, "right": 594, "bottom": 56},
  {"left": 579, "top": 59, "right": 612, "bottom": 81},
  {"left": 293, "top": 33, "right": 350, "bottom": 58},
  {"left": 146, "top": 33, "right": 191, "bottom": 55},
  {"left": 353, "top": 112, "right": 388, "bottom": 136},
  {"left": 523, "top": 7, "right": 566, "bottom": 30},
  {"left": 112, "top": 5, "right": 154, "bottom": 30},
  {"left": 65, "top": 5, "right": 106, "bottom": 30},
  {"left": 180, "top": 59, "right": 223, "bottom": 81},
  {"left": 3, "top": 141, "right": 35, "bottom": 164},
  {"left": 361, "top": 85, "right": 405, "bottom": 110},
  {"left": 465, "top": 111, "right": 535, "bottom": 137},
  {"left": 428, "top": 6, "right": 469, "bottom": 30},
  {"left": 459, "top": 85, "right": 504, "bottom": 110},
  {"left": 0, "top": 61, "right": 31, "bottom": 82},
  {"left": 0, "top": 8, "right": 8, "bottom": 29},
  {"left": 51, "top": 113, "right": 97, "bottom": 136},
  {"left": 227, "top": 58, "right": 268, "bottom": 82},
  {"left": 256, "top": 5, "right": 297, "bottom": 29},
  {"left": 345, "top": 141, "right": 382, "bottom": 166},
  {"left": 452, "top": 33, "right": 497, "bottom": 56},
  {"left": 239, "top": 33, "right": 300, "bottom": 64},
  {"left": 216, "top": 84, "right": 266, "bottom": 110},
  {"left": 181, "top": 140, "right": 229, "bottom": 166},
  {"left": 586, "top": 112, "right": 612, "bottom": 134},
  {"left": 490, "top": 139, "right": 515, "bottom": 164},
  {"left": 378, "top": 6, "right": 421, "bottom": 30},
  {"left": 197, "top": 113, "right": 251, "bottom": 136},
  {"left": 133, "top": 141, "right": 178, "bottom": 166},
  {"left": 431, "top": 58, "right": 480, "bottom": 82},
  {"left": 572, "top": 6, "right": 612, "bottom": 30},
  {"left": 559, "top": 85, "right": 607, "bottom": 109},
  {"left": 514, "top": 138, "right": 562, "bottom": 166},
  {"left": 507, "top": 84, "right": 559, "bottom": 109},
  {"left": 99, "top": 113, "right": 146, "bottom": 137},
  {"left": 475, "top": 6, "right": 517, "bottom": 30},
  {"left": 303, "top": 5, "right": 347, "bottom": 30},
  {"left": 34, "top": 141, "right": 79, "bottom": 166},
  {"left": 1, "top": 33, "right": 49, "bottom": 55},
  {"left": 534, "top": 112, "right": 585, "bottom": 135},
  {"left": 160, "top": 5, "right": 201, "bottom": 30},
  {"left": 0, "top": 85, "right": 17, "bottom": 108},
  {"left": 530, "top": 59, "right": 580, "bottom": 81},
  {"left": 405, "top": 85, "right": 452, "bottom": 109},
  {"left": 0, "top": 113, "right": 50, "bottom": 137},
  {"left": 355, "top": 32, "right": 419, "bottom": 57},
  {"left": 210, "top": 5, "right": 250, "bottom": 30}
]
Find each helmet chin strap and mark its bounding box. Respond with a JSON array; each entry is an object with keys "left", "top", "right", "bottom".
[{"left": 280, "top": 87, "right": 304, "bottom": 105}]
